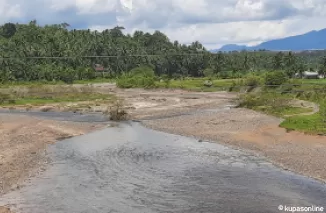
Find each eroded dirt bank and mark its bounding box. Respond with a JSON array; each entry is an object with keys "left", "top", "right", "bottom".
[{"left": 0, "top": 113, "right": 105, "bottom": 196}]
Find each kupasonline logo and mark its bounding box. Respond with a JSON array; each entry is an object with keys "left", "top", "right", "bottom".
[{"left": 278, "top": 205, "right": 324, "bottom": 212}]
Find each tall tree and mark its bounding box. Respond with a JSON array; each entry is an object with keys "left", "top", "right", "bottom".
[{"left": 1, "top": 23, "right": 16, "bottom": 38}]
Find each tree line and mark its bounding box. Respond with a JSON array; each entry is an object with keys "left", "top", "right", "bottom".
[{"left": 0, "top": 21, "right": 326, "bottom": 83}]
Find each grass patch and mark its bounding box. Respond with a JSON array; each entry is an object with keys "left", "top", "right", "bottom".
[
  {"left": 253, "top": 105, "right": 313, "bottom": 117},
  {"left": 0, "top": 85, "right": 116, "bottom": 106},
  {"left": 0, "top": 80, "right": 66, "bottom": 88},
  {"left": 280, "top": 113, "right": 326, "bottom": 135},
  {"left": 301, "top": 78, "right": 326, "bottom": 85},
  {"left": 0, "top": 78, "right": 116, "bottom": 88},
  {"left": 239, "top": 91, "right": 326, "bottom": 135}
]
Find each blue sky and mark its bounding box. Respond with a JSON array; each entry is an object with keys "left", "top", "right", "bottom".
[{"left": 1, "top": 0, "right": 326, "bottom": 49}]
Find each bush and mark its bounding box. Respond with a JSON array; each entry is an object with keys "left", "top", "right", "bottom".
[
  {"left": 264, "top": 71, "right": 288, "bottom": 87},
  {"left": 239, "top": 92, "right": 290, "bottom": 109},
  {"left": 244, "top": 76, "right": 261, "bottom": 87},
  {"left": 104, "top": 100, "right": 128, "bottom": 121},
  {"left": 0, "top": 92, "right": 15, "bottom": 104},
  {"left": 203, "top": 80, "right": 213, "bottom": 87},
  {"left": 320, "top": 101, "right": 326, "bottom": 125},
  {"left": 218, "top": 71, "right": 233, "bottom": 79},
  {"left": 0, "top": 92, "right": 11, "bottom": 104},
  {"left": 203, "top": 68, "right": 214, "bottom": 77},
  {"left": 116, "top": 66, "right": 156, "bottom": 88},
  {"left": 60, "top": 68, "right": 75, "bottom": 84},
  {"left": 278, "top": 84, "right": 294, "bottom": 94}
]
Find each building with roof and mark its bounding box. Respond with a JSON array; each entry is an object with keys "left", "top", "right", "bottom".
[{"left": 294, "top": 71, "right": 320, "bottom": 79}]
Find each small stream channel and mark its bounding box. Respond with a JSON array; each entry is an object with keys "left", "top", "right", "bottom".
[{"left": 0, "top": 109, "right": 326, "bottom": 213}]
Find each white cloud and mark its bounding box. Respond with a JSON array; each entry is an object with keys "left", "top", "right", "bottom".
[
  {"left": 0, "top": 1, "right": 22, "bottom": 22},
  {"left": 1, "top": 0, "right": 326, "bottom": 49}
]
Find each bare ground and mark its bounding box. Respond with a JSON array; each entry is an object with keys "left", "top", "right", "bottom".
[
  {"left": 0, "top": 114, "right": 105, "bottom": 196},
  {"left": 114, "top": 87, "right": 326, "bottom": 182},
  {"left": 1, "top": 84, "right": 326, "bottom": 212},
  {"left": 142, "top": 107, "right": 326, "bottom": 183},
  {"left": 0, "top": 206, "right": 11, "bottom": 213}
]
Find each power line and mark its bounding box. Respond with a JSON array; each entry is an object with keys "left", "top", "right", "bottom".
[{"left": 0, "top": 53, "right": 210, "bottom": 59}]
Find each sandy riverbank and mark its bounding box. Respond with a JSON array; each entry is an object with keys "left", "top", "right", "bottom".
[
  {"left": 1, "top": 86, "right": 326, "bottom": 212},
  {"left": 142, "top": 107, "right": 326, "bottom": 183},
  {"left": 0, "top": 114, "right": 106, "bottom": 197}
]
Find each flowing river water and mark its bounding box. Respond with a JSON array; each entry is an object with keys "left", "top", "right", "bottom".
[{"left": 0, "top": 111, "right": 326, "bottom": 213}]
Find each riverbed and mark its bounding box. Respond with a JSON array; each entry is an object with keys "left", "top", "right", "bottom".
[{"left": 1, "top": 122, "right": 325, "bottom": 213}]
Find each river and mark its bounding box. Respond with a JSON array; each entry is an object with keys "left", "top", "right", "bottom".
[{"left": 0, "top": 120, "right": 325, "bottom": 213}]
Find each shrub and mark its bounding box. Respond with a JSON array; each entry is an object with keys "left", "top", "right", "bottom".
[
  {"left": 116, "top": 66, "right": 156, "bottom": 88},
  {"left": 264, "top": 71, "right": 288, "bottom": 87},
  {"left": 228, "top": 80, "right": 239, "bottom": 92},
  {"left": 239, "top": 92, "right": 290, "bottom": 109},
  {"left": 218, "top": 71, "right": 233, "bottom": 79},
  {"left": 238, "top": 94, "right": 263, "bottom": 108},
  {"left": 0, "top": 92, "right": 15, "bottom": 104},
  {"left": 203, "top": 80, "right": 213, "bottom": 87},
  {"left": 244, "top": 76, "right": 261, "bottom": 87},
  {"left": 60, "top": 68, "right": 75, "bottom": 84},
  {"left": 279, "top": 84, "right": 294, "bottom": 94},
  {"left": 320, "top": 101, "right": 326, "bottom": 125},
  {"left": 203, "top": 68, "right": 214, "bottom": 77},
  {"left": 104, "top": 100, "right": 128, "bottom": 121}
]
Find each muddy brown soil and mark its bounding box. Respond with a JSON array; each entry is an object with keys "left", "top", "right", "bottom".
[{"left": 0, "top": 206, "right": 11, "bottom": 213}]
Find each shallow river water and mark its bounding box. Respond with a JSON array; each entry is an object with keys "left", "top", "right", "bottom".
[{"left": 1, "top": 121, "right": 326, "bottom": 213}]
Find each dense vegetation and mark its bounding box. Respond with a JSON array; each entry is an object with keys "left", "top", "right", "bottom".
[
  {"left": 0, "top": 21, "right": 326, "bottom": 134},
  {"left": 238, "top": 78, "right": 326, "bottom": 135},
  {"left": 1, "top": 21, "right": 326, "bottom": 84}
]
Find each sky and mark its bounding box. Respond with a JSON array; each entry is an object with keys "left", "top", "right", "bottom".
[{"left": 1, "top": 0, "right": 326, "bottom": 49}]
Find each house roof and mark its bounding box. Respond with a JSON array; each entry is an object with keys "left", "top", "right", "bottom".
[
  {"left": 94, "top": 64, "right": 104, "bottom": 71},
  {"left": 303, "top": 71, "right": 319, "bottom": 76}
]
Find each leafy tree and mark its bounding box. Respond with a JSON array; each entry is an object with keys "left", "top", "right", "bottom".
[
  {"left": 0, "top": 20, "right": 324, "bottom": 83},
  {"left": 264, "top": 71, "right": 288, "bottom": 86},
  {"left": 319, "top": 56, "right": 326, "bottom": 78},
  {"left": 1, "top": 23, "right": 16, "bottom": 38},
  {"left": 272, "top": 52, "right": 284, "bottom": 70}
]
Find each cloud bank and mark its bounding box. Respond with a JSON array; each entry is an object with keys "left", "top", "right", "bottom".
[{"left": 1, "top": 0, "right": 326, "bottom": 48}]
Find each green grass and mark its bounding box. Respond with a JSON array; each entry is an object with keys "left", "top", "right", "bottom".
[
  {"left": 301, "top": 78, "right": 326, "bottom": 84},
  {"left": 239, "top": 91, "right": 326, "bottom": 135},
  {"left": 0, "top": 80, "right": 66, "bottom": 88},
  {"left": 253, "top": 106, "right": 313, "bottom": 118},
  {"left": 0, "top": 85, "right": 116, "bottom": 106},
  {"left": 0, "top": 78, "right": 116, "bottom": 88},
  {"left": 280, "top": 113, "right": 326, "bottom": 135}
]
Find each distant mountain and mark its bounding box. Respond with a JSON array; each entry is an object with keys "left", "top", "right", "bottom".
[
  {"left": 212, "top": 28, "right": 326, "bottom": 52},
  {"left": 211, "top": 44, "right": 247, "bottom": 52}
]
